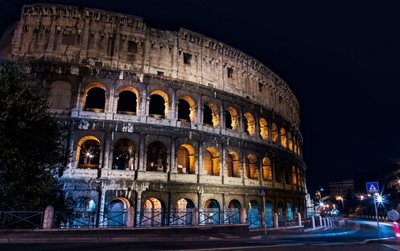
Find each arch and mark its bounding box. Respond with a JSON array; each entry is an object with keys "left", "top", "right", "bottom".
[
  {"left": 246, "top": 154, "right": 258, "bottom": 179},
  {"left": 112, "top": 138, "right": 135, "bottom": 170},
  {"left": 174, "top": 198, "right": 195, "bottom": 225},
  {"left": 227, "top": 199, "right": 241, "bottom": 224},
  {"left": 243, "top": 112, "right": 255, "bottom": 136},
  {"left": 226, "top": 150, "right": 241, "bottom": 177},
  {"left": 247, "top": 200, "right": 260, "bottom": 229},
  {"left": 117, "top": 88, "right": 138, "bottom": 114},
  {"left": 262, "top": 156, "right": 272, "bottom": 180},
  {"left": 203, "top": 102, "right": 219, "bottom": 128},
  {"left": 77, "top": 136, "right": 101, "bottom": 169},
  {"left": 280, "top": 128, "right": 287, "bottom": 148},
  {"left": 292, "top": 165, "right": 298, "bottom": 185},
  {"left": 204, "top": 199, "right": 220, "bottom": 224},
  {"left": 177, "top": 144, "right": 196, "bottom": 174},
  {"left": 287, "top": 132, "right": 293, "bottom": 151},
  {"left": 271, "top": 123, "right": 278, "bottom": 143},
  {"left": 178, "top": 95, "right": 196, "bottom": 123},
  {"left": 142, "top": 197, "right": 165, "bottom": 227},
  {"left": 225, "top": 107, "right": 238, "bottom": 130},
  {"left": 259, "top": 118, "right": 269, "bottom": 140},
  {"left": 149, "top": 90, "right": 169, "bottom": 118},
  {"left": 107, "top": 198, "right": 130, "bottom": 227},
  {"left": 265, "top": 201, "right": 273, "bottom": 227},
  {"left": 146, "top": 141, "right": 167, "bottom": 172},
  {"left": 204, "top": 147, "right": 220, "bottom": 176},
  {"left": 74, "top": 197, "right": 96, "bottom": 227},
  {"left": 83, "top": 83, "right": 107, "bottom": 112},
  {"left": 277, "top": 201, "right": 284, "bottom": 222},
  {"left": 47, "top": 80, "right": 71, "bottom": 110},
  {"left": 76, "top": 197, "right": 96, "bottom": 212},
  {"left": 287, "top": 201, "right": 293, "bottom": 222}
]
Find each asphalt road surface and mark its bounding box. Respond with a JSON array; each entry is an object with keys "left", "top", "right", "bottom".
[{"left": 0, "top": 220, "right": 398, "bottom": 251}]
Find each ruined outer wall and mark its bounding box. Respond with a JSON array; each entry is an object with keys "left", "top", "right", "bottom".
[{"left": 8, "top": 4, "right": 300, "bottom": 127}]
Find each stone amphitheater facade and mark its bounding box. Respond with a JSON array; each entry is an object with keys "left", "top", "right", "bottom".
[{"left": 0, "top": 4, "right": 307, "bottom": 227}]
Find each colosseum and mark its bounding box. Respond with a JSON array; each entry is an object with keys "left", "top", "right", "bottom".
[{"left": 0, "top": 4, "right": 307, "bottom": 228}]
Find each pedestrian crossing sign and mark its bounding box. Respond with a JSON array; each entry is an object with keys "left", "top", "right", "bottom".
[{"left": 366, "top": 182, "right": 379, "bottom": 194}]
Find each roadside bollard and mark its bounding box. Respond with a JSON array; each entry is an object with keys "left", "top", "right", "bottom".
[
  {"left": 311, "top": 216, "right": 316, "bottom": 229},
  {"left": 297, "top": 213, "right": 301, "bottom": 226},
  {"left": 273, "top": 213, "right": 279, "bottom": 228},
  {"left": 319, "top": 216, "right": 322, "bottom": 227}
]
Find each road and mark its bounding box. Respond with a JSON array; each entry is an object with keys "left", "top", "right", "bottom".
[{"left": 0, "top": 220, "right": 398, "bottom": 251}]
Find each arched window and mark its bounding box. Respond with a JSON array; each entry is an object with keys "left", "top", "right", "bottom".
[
  {"left": 112, "top": 139, "right": 135, "bottom": 170},
  {"left": 292, "top": 166, "right": 298, "bottom": 185},
  {"left": 288, "top": 132, "right": 293, "bottom": 151},
  {"left": 243, "top": 112, "right": 255, "bottom": 136},
  {"left": 77, "top": 136, "right": 101, "bottom": 169},
  {"left": 177, "top": 144, "right": 196, "bottom": 174},
  {"left": 204, "top": 147, "right": 220, "bottom": 176},
  {"left": 280, "top": 128, "right": 287, "bottom": 148},
  {"left": 262, "top": 157, "right": 272, "bottom": 180},
  {"left": 149, "top": 90, "right": 169, "bottom": 118},
  {"left": 225, "top": 107, "right": 238, "bottom": 130},
  {"left": 117, "top": 90, "right": 137, "bottom": 114},
  {"left": 246, "top": 154, "right": 258, "bottom": 179},
  {"left": 259, "top": 118, "right": 269, "bottom": 140},
  {"left": 271, "top": 123, "right": 278, "bottom": 143},
  {"left": 48, "top": 81, "right": 71, "bottom": 111},
  {"left": 178, "top": 99, "right": 191, "bottom": 122},
  {"left": 146, "top": 141, "right": 167, "bottom": 172},
  {"left": 203, "top": 102, "right": 219, "bottom": 128},
  {"left": 226, "top": 151, "right": 241, "bottom": 177},
  {"left": 85, "top": 87, "right": 106, "bottom": 112}
]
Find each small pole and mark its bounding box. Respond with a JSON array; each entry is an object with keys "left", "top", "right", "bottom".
[
  {"left": 263, "top": 195, "right": 267, "bottom": 235},
  {"left": 374, "top": 194, "right": 380, "bottom": 237}
]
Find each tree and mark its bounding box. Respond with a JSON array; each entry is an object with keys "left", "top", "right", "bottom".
[{"left": 0, "top": 62, "right": 70, "bottom": 211}]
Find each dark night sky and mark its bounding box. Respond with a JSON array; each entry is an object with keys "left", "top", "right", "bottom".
[{"left": 1, "top": 0, "right": 400, "bottom": 194}]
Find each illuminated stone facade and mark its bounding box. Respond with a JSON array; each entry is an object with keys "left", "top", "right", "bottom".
[{"left": 1, "top": 4, "right": 307, "bottom": 227}]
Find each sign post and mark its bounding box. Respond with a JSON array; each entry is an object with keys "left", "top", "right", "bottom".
[
  {"left": 260, "top": 187, "right": 267, "bottom": 235},
  {"left": 366, "top": 181, "right": 380, "bottom": 236}
]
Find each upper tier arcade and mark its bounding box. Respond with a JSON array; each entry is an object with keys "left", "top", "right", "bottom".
[{"left": 5, "top": 4, "right": 300, "bottom": 126}]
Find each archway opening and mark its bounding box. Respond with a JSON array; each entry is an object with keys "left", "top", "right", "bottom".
[
  {"left": 117, "top": 90, "right": 137, "bottom": 114},
  {"left": 226, "top": 199, "right": 241, "bottom": 224},
  {"left": 112, "top": 139, "right": 135, "bottom": 170},
  {"left": 225, "top": 107, "right": 238, "bottom": 130},
  {"left": 280, "top": 128, "right": 287, "bottom": 148},
  {"left": 205, "top": 147, "right": 220, "bottom": 176},
  {"left": 174, "top": 198, "right": 195, "bottom": 225},
  {"left": 146, "top": 141, "right": 167, "bottom": 172},
  {"left": 142, "top": 197, "right": 164, "bottom": 227},
  {"left": 77, "top": 136, "right": 101, "bottom": 169},
  {"left": 178, "top": 99, "right": 191, "bottom": 122},
  {"left": 227, "top": 151, "right": 241, "bottom": 177},
  {"left": 247, "top": 200, "right": 260, "bottom": 229},
  {"left": 177, "top": 144, "right": 196, "bottom": 174},
  {"left": 203, "top": 102, "right": 219, "bottom": 128},
  {"left": 265, "top": 201, "right": 273, "bottom": 227},
  {"left": 204, "top": 199, "right": 220, "bottom": 224},
  {"left": 262, "top": 157, "right": 272, "bottom": 180},
  {"left": 149, "top": 94, "right": 166, "bottom": 118},
  {"left": 271, "top": 123, "right": 278, "bottom": 143},
  {"left": 259, "top": 118, "right": 268, "bottom": 140},
  {"left": 246, "top": 154, "right": 258, "bottom": 179},
  {"left": 85, "top": 87, "right": 105, "bottom": 112},
  {"left": 243, "top": 112, "right": 255, "bottom": 136},
  {"left": 107, "top": 198, "right": 130, "bottom": 227}
]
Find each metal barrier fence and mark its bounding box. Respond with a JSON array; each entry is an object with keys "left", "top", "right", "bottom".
[
  {"left": 0, "top": 211, "right": 44, "bottom": 229},
  {"left": 2, "top": 208, "right": 248, "bottom": 229}
]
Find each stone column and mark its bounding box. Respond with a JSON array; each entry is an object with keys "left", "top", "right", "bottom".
[
  {"left": 43, "top": 205, "right": 54, "bottom": 229},
  {"left": 192, "top": 207, "right": 199, "bottom": 226},
  {"left": 297, "top": 213, "right": 301, "bottom": 226},
  {"left": 240, "top": 207, "right": 247, "bottom": 224},
  {"left": 126, "top": 207, "right": 135, "bottom": 228},
  {"left": 136, "top": 190, "right": 142, "bottom": 226},
  {"left": 273, "top": 212, "right": 279, "bottom": 228}
]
